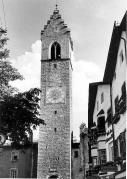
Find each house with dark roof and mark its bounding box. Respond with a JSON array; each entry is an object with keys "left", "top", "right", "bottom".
[{"left": 87, "top": 12, "right": 126, "bottom": 179}]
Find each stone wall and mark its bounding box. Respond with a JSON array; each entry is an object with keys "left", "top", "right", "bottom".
[{"left": 38, "top": 59, "right": 72, "bottom": 179}]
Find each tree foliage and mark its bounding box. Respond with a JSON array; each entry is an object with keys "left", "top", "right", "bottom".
[
  {"left": 0, "top": 88, "right": 44, "bottom": 148},
  {"left": 0, "top": 27, "right": 23, "bottom": 99},
  {"left": 0, "top": 27, "right": 44, "bottom": 147}
]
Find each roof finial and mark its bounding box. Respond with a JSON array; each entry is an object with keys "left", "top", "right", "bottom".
[
  {"left": 54, "top": 0, "right": 59, "bottom": 13},
  {"left": 55, "top": 3, "right": 58, "bottom": 10}
]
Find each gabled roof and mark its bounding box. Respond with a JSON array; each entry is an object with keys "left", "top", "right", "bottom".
[
  {"left": 88, "top": 82, "right": 109, "bottom": 128},
  {"left": 97, "top": 109, "right": 104, "bottom": 116},
  {"left": 103, "top": 11, "right": 126, "bottom": 83},
  {"left": 88, "top": 82, "right": 102, "bottom": 128},
  {"left": 88, "top": 12, "right": 126, "bottom": 129},
  {"left": 40, "top": 8, "right": 73, "bottom": 50}
]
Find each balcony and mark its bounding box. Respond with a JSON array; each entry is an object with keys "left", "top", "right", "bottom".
[
  {"left": 97, "top": 115, "right": 106, "bottom": 137},
  {"left": 97, "top": 129, "right": 106, "bottom": 137},
  {"left": 86, "top": 162, "right": 117, "bottom": 178},
  {"left": 86, "top": 165, "right": 101, "bottom": 176},
  {"left": 89, "top": 126, "right": 97, "bottom": 145},
  {"left": 100, "top": 161, "right": 117, "bottom": 172},
  {"left": 89, "top": 126, "right": 106, "bottom": 145}
]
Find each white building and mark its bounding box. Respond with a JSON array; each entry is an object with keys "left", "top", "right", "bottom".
[{"left": 88, "top": 12, "right": 126, "bottom": 179}]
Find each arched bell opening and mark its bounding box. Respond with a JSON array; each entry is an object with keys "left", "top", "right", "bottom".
[{"left": 51, "top": 42, "right": 61, "bottom": 60}]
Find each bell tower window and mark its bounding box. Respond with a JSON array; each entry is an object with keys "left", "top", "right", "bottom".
[{"left": 51, "top": 42, "right": 61, "bottom": 60}]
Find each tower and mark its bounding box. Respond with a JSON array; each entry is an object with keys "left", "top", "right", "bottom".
[{"left": 37, "top": 6, "right": 73, "bottom": 179}]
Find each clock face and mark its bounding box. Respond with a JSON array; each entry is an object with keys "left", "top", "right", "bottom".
[
  {"left": 46, "top": 87, "right": 65, "bottom": 104},
  {"left": 0, "top": 133, "right": 6, "bottom": 146}
]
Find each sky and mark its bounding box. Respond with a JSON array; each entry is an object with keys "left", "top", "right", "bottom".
[{"left": 0, "top": 0, "right": 126, "bottom": 140}]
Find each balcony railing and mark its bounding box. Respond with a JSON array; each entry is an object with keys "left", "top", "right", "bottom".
[
  {"left": 89, "top": 127, "right": 106, "bottom": 145},
  {"left": 86, "top": 162, "right": 117, "bottom": 177}
]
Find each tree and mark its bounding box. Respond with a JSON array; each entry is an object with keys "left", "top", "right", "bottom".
[
  {"left": 0, "top": 88, "right": 45, "bottom": 148},
  {"left": 0, "top": 27, "right": 23, "bottom": 99},
  {"left": 0, "top": 27, "right": 44, "bottom": 147}
]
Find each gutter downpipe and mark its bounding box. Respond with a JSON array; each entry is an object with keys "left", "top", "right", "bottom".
[{"left": 110, "top": 83, "right": 116, "bottom": 177}]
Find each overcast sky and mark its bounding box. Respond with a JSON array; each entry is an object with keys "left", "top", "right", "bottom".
[{"left": 0, "top": 0, "right": 126, "bottom": 140}]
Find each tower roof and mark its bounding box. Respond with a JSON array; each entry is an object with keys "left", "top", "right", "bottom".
[{"left": 41, "top": 6, "right": 73, "bottom": 50}]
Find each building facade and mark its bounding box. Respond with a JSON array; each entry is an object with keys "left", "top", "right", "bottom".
[
  {"left": 71, "top": 142, "right": 80, "bottom": 179},
  {"left": 88, "top": 12, "right": 126, "bottom": 179},
  {"left": 71, "top": 124, "right": 89, "bottom": 179},
  {"left": 0, "top": 143, "right": 38, "bottom": 178},
  {"left": 37, "top": 7, "right": 73, "bottom": 179},
  {"left": 103, "top": 12, "right": 126, "bottom": 179}
]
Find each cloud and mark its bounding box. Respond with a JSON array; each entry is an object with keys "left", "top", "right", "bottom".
[
  {"left": 72, "top": 60, "right": 103, "bottom": 140},
  {"left": 10, "top": 40, "right": 41, "bottom": 91},
  {"left": 10, "top": 40, "right": 103, "bottom": 140}
]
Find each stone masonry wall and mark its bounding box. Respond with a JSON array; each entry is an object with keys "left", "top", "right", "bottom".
[{"left": 37, "top": 60, "right": 72, "bottom": 179}]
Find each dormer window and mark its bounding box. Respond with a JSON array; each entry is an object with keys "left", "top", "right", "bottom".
[{"left": 51, "top": 42, "right": 61, "bottom": 60}]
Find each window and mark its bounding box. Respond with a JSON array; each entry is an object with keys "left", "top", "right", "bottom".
[
  {"left": 118, "top": 138, "right": 121, "bottom": 157},
  {"left": 10, "top": 168, "right": 18, "bottom": 178},
  {"left": 115, "top": 134, "right": 126, "bottom": 158},
  {"left": 54, "top": 128, "right": 57, "bottom": 133},
  {"left": 114, "top": 96, "right": 119, "bottom": 113},
  {"left": 51, "top": 42, "right": 61, "bottom": 60},
  {"left": 97, "top": 101, "right": 99, "bottom": 111},
  {"left": 120, "top": 50, "right": 124, "bottom": 64},
  {"left": 54, "top": 110, "right": 57, "bottom": 114},
  {"left": 107, "top": 107, "right": 112, "bottom": 127},
  {"left": 101, "top": 93, "right": 104, "bottom": 103},
  {"left": 97, "top": 116, "right": 105, "bottom": 133},
  {"left": 74, "top": 150, "right": 78, "bottom": 158},
  {"left": 54, "top": 63, "right": 57, "bottom": 68},
  {"left": 121, "top": 82, "right": 126, "bottom": 99},
  {"left": 111, "top": 146, "right": 114, "bottom": 161},
  {"left": 109, "top": 142, "right": 114, "bottom": 161},
  {"left": 119, "top": 132, "right": 126, "bottom": 158},
  {"left": 98, "top": 149, "right": 106, "bottom": 165},
  {"left": 11, "top": 151, "right": 19, "bottom": 162},
  {"left": 93, "top": 157, "right": 97, "bottom": 166}
]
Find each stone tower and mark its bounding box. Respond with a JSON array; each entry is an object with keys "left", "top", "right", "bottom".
[{"left": 37, "top": 7, "right": 73, "bottom": 179}]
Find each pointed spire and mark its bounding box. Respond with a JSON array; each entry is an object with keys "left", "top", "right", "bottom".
[{"left": 54, "top": 1, "right": 59, "bottom": 14}]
